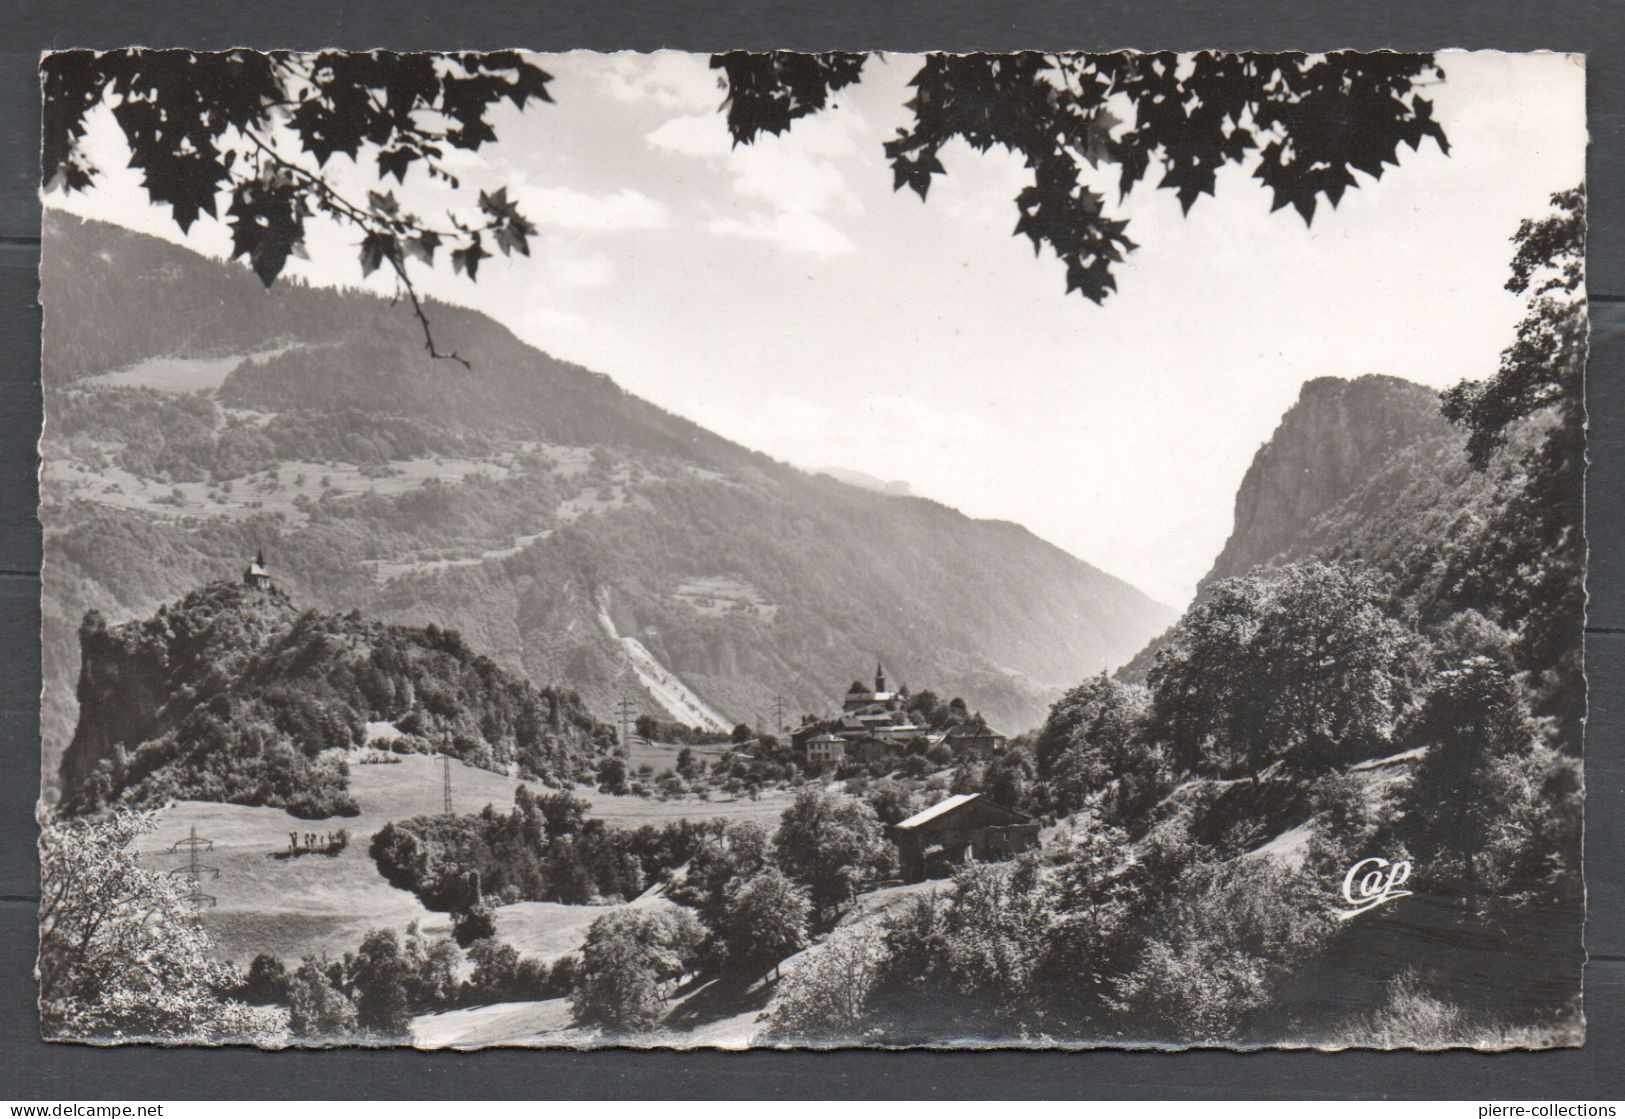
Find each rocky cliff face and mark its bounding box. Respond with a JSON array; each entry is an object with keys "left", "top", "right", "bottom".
[
  {"left": 1200, "top": 375, "right": 1451, "bottom": 592},
  {"left": 1119, "top": 374, "right": 1461, "bottom": 682},
  {"left": 63, "top": 582, "right": 300, "bottom": 794}
]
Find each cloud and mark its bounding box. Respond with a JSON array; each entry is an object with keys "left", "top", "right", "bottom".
[
  {"left": 524, "top": 185, "right": 669, "bottom": 232},
  {"left": 596, "top": 51, "right": 719, "bottom": 112},
  {"left": 730, "top": 142, "right": 859, "bottom": 217},
  {"left": 549, "top": 251, "right": 615, "bottom": 289},
  {"left": 648, "top": 99, "right": 868, "bottom": 256},
  {"left": 706, "top": 211, "right": 856, "bottom": 258},
  {"left": 645, "top": 110, "right": 726, "bottom": 157}
]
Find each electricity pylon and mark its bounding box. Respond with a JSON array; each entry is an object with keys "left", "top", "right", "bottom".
[
  {"left": 616, "top": 696, "right": 639, "bottom": 754},
  {"left": 170, "top": 825, "right": 218, "bottom": 910}
]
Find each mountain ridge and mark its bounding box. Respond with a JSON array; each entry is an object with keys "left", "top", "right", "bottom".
[
  {"left": 40, "top": 213, "right": 1174, "bottom": 793},
  {"left": 1200, "top": 374, "right": 1453, "bottom": 596}
]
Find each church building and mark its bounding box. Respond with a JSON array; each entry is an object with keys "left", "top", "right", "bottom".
[
  {"left": 243, "top": 549, "right": 272, "bottom": 590},
  {"left": 843, "top": 663, "right": 904, "bottom": 714}
]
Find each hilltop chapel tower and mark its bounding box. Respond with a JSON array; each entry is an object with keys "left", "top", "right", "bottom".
[{"left": 243, "top": 549, "right": 271, "bottom": 590}]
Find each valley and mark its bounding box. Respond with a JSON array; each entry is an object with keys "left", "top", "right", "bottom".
[{"left": 39, "top": 213, "right": 1176, "bottom": 795}]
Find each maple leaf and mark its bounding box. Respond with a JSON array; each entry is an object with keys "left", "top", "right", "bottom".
[
  {"left": 451, "top": 238, "right": 488, "bottom": 280},
  {"left": 404, "top": 231, "right": 440, "bottom": 265},
  {"left": 225, "top": 178, "right": 304, "bottom": 286},
  {"left": 494, "top": 222, "right": 530, "bottom": 257},
  {"left": 359, "top": 231, "right": 399, "bottom": 277},
  {"left": 479, "top": 186, "right": 521, "bottom": 222},
  {"left": 376, "top": 147, "right": 416, "bottom": 183}
]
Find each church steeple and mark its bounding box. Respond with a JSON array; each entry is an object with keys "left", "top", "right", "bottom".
[
  {"left": 875, "top": 662, "right": 887, "bottom": 694},
  {"left": 244, "top": 548, "right": 271, "bottom": 589}
]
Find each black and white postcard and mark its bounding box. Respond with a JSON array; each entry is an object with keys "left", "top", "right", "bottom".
[{"left": 36, "top": 48, "right": 1587, "bottom": 1049}]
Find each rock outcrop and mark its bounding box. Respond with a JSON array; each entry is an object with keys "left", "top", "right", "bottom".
[
  {"left": 1119, "top": 374, "right": 1466, "bottom": 682},
  {"left": 60, "top": 579, "right": 612, "bottom": 815},
  {"left": 1200, "top": 375, "right": 1451, "bottom": 592}
]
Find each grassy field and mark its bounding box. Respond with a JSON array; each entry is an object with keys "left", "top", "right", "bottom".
[
  {"left": 411, "top": 998, "right": 582, "bottom": 1048},
  {"left": 137, "top": 753, "right": 796, "bottom": 968},
  {"left": 409, "top": 972, "right": 773, "bottom": 1049},
  {"left": 623, "top": 738, "right": 735, "bottom": 777},
  {"left": 136, "top": 799, "right": 443, "bottom": 966},
  {"left": 569, "top": 780, "right": 796, "bottom": 827}
]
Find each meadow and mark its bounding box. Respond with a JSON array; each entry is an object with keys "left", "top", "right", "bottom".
[{"left": 138, "top": 753, "right": 794, "bottom": 966}]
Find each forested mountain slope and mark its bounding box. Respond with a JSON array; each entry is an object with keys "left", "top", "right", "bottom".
[{"left": 40, "top": 214, "right": 1173, "bottom": 795}]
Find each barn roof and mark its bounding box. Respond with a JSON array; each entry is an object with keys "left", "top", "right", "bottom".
[
  {"left": 894, "top": 792, "right": 1033, "bottom": 830},
  {"left": 895, "top": 793, "right": 979, "bottom": 829}
]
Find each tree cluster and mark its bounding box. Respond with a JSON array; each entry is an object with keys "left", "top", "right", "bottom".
[
  {"left": 236, "top": 923, "right": 577, "bottom": 1041},
  {"left": 558, "top": 787, "right": 892, "bottom": 1033},
  {"left": 39, "top": 810, "right": 284, "bottom": 1043},
  {"left": 370, "top": 787, "right": 719, "bottom": 911}
]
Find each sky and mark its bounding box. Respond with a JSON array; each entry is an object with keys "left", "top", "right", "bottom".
[{"left": 47, "top": 50, "right": 1588, "bottom": 607}]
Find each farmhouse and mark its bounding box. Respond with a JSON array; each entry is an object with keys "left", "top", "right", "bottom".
[
  {"left": 892, "top": 793, "right": 1040, "bottom": 881},
  {"left": 943, "top": 723, "right": 1008, "bottom": 757}
]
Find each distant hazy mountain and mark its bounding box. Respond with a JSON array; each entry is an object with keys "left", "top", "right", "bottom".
[
  {"left": 40, "top": 214, "right": 1175, "bottom": 793},
  {"left": 815, "top": 467, "right": 914, "bottom": 496}
]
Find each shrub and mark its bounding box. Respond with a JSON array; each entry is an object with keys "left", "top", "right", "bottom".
[
  {"left": 761, "top": 924, "right": 888, "bottom": 1044},
  {"left": 453, "top": 904, "right": 497, "bottom": 948},
  {"left": 718, "top": 869, "right": 811, "bottom": 979},
  {"left": 1335, "top": 970, "right": 1466, "bottom": 1048},
  {"left": 545, "top": 954, "right": 581, "bottom": 998},
  {"left": 1116, "top": 858, "right": 1335, "bottom": 1042},
  {"left": 285, "top": 958, "right": 358, "bottom": 1041},
  {"left": 774, "top": 789, "right": 893, "bottom": 921},
  {"left": 570, "top": 908, "right": 704, "bottom": 1033},
  {"left": 465, "top": 938, "right": 522, "bottom": 1003},
  {"left": 351, "top": 929, "right": 413, "bottom": 1038},
  {"left": 241, "top": 954, "right": 289, "bottom": 1005},
  {"left": 596, "top": 756, "right": 629, "bottom": 794}
]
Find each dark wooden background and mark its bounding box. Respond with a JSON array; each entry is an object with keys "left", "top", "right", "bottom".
[{"left": 2, "top": 0, "right": 1621, "bottom": 1099}]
